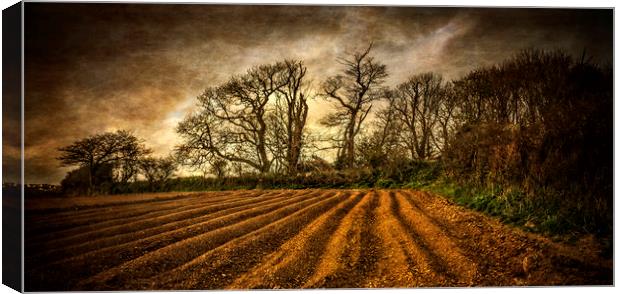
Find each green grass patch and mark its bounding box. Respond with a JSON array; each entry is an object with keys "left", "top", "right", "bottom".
[{"left": 420, "top": 178, "right": 591, "bottom": 238}]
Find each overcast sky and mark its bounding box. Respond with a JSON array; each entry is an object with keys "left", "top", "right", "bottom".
[{"left": 8, "top": 3, "right": 612, "bottom": 184}]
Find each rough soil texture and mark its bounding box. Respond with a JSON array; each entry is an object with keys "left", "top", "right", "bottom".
[{"left": 24, "top": 189, "right": 612, "bottom": 291}]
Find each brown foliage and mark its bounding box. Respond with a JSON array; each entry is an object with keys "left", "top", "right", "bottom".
[{"left": 444, "top": 49, "right": 612, "bottom": 231}]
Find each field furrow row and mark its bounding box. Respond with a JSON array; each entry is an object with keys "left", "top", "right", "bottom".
[
  {"left": 228, "top": 191, "right": 365, "bottom": 289},
  {"left": 24, "top": 189, "right": 612, "bottom": 291},
  {"left": 27, "top": 190, "right": 297, "bottom": 265},
  {"left": 27, "top": 190, "right": 286, "bottom": 252},
  {"left": 75, "top": 190, "right": 339, "bottom": 290},
  {"left": 26, "top": 190, "right": 255, "bottom": 235}
]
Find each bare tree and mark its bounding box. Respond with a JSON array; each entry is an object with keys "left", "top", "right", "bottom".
[
  {"left": 373, "top": 91, "right": 402, "bottom": 152},
  {"left": 392, "top": 72, "right": 444, "bottom": 160},
  {"left": 57, "top": 130, "right": 149, "bottom": 194},
  {"left": 320, "top": 43, "right": 388, "bottom": 167},
  {"left": 356, "top": 90, "right": 409, "bottom": 175},
  {"left": 115, "top": 145, "right": 150, "bottom": 185},
  {"left": 266, "top": 112, "right": 288, "bottom": 174},
  {"left": 176, "top": 62, "right": 291, "bottom": 174},
  {"left": 210, "top": 158, "right": 228, "bottom": 178},
  {"left": 432, "top": 83, "right": 459, "bottom": 155},
  {"left": 178, "top": 60, "right": 313, "bottom": 176},
  {"left": 272, "top": 60, "right": 312, "bottom": 175},
  {"left": 138, "top": 156, "right": 177, "bottom": 190}
]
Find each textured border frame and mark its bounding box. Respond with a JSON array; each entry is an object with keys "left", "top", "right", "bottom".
[{"left": 2, "top": 1, "right": 23, "bottom": 292}]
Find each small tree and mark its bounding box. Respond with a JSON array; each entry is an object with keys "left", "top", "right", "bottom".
[
  {"left": 138, "top": 156, "right": 177, "bottom": 191},
  {"left": 57, "top": 130, "right": 149, "bottom": 194},
  {"left": 357, "top": 91, "right": 405, "bottom": 172},
  {"left": 392, "top": 72, "right": 445, "bottom": 160},
  {"left": 210, "top": 158, "right": 228, "bottom": 179}
]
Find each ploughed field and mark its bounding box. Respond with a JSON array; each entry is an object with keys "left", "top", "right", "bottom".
[{"left": 25, "top": 189, "right": 611, "bottom": 290}]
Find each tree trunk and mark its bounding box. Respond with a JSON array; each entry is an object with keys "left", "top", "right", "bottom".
[
  {"left": 345, "top": 113, "right": 357, "bottom": 167},
  {"left": 88, "top": 165, "right": 94, "bottom": 195}
]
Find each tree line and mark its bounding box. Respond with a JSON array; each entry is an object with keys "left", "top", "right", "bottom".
[
  {"left": 57, "top": 130, "right": 176, "bottom": 195},
  {"left": 57, "top": 44, "right": 611, "bottom": 236}
]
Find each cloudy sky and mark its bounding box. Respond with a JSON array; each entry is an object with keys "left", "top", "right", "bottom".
[{"left": 8, "top": 3, "right": 612, "bottom": 184}]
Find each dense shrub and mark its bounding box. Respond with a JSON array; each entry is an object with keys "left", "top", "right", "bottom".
[
  {"left": 442, "top": 53, "right": 612, "bottom": 237},
  {"left": 60, "top": 164, "right": 114, "bottom": 196}
]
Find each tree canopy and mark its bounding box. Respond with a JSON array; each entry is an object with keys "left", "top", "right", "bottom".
[{"left": 57, "top": 130, "right": 150, "bottom": 193}]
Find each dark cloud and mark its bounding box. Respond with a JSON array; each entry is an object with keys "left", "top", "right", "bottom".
[{"left": 20, "top": 4, "right": 612, "bottom": 184}]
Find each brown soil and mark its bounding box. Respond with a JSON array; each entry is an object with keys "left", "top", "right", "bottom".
[{"left": 24, "top": 189, "right": 612, "bottom": 291}]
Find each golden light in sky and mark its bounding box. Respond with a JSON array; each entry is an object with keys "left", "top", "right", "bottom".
[{"left": 12, "top": 4, "right": 612, "bottom": 183}]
